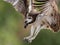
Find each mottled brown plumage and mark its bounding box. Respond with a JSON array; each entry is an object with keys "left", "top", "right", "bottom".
[
  {"left": 50, "top": 12, "right": 60, "bottom": 32},
  {"left": 49, "top": 0, "right": 60, "bottom": 32}
]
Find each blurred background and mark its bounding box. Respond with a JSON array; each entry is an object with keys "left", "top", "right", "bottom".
[{"left": 0, "top": 0, "right": 60, "bottom": 45}]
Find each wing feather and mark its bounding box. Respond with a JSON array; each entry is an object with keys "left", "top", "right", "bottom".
[{"left": 4, "top": 0, "right": 28, "bottom": 16}]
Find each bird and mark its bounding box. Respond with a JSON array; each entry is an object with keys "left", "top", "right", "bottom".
[{"left": 4, "top": 0, "right": 60, "bottom": 43}]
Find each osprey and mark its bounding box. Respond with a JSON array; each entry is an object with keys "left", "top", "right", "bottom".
[
  {"left": 4, "top": 0, "right": 60, "bottom": 43},
  {"left": 24, "top": 0, "right": 60, "bottom": 43}
]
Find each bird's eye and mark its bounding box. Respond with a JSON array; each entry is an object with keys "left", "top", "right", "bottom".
[{"left": 28, "top": 17, "right": 31, "bottom": 19}]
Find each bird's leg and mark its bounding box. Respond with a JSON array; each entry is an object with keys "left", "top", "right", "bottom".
[
  {"left": 29, "top": 25, "right": 47, "bottom": 42},
  {"left": 28, "top": 25, "right": 40, "bottom": 42},
  {"left": 24, "top": 25, "right": 35, "bottom": 43}
]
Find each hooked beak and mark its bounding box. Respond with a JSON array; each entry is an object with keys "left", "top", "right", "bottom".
[
  {"left": 24, "top": 21, "right": 28, "bottom": 28},
  {"left": 24, "top": 23, "right": 28, "bottom": 28}
]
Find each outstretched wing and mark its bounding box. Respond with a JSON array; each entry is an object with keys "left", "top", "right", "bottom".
[
  {"left": 4, "top": 0, "right": 19, "bottom": 6},
  {"left": 15, "top": 0, "right": 28, "bottom": 16},
  {"left": 4, "top": 0, "right": 58, "bottom": 16},
  {"left": 4, "top": 0, "right": 28, "bottom": 16}
]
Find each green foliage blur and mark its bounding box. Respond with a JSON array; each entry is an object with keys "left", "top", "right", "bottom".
[
  {"left": 0, "top": 1, "right": 23, "bottom": 45},
  {"left": 0, "top": 0, "right": 60, "bottom": 45}
]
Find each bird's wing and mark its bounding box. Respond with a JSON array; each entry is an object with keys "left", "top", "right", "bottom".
[{"left": 4, "top": 0, "right": 28, "bottom": 16}]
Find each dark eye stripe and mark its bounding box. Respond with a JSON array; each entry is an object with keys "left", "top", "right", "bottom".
[{"left": 28, "top": 18, "right": 31, "bottom": 19}]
